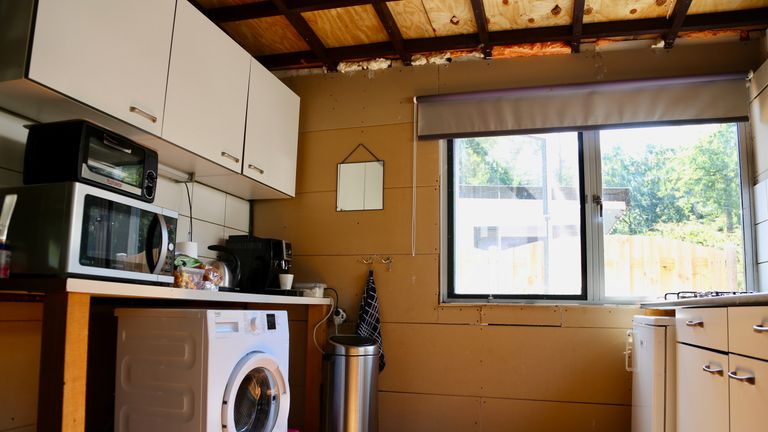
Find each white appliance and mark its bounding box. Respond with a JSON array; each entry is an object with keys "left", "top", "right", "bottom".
[
  {"left": 627, "top": 315, "right": 676, "bottom": 432},
  {"left": 114, "top": 309, "right": 290, "bottom": 432}
]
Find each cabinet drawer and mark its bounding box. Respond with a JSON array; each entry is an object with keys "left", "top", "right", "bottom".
[
  {"left": 676, "top": 343, "right": 729, "bottom": 432},
  {"left": 676, "top": 308, "right": 728, "bottom": 351},
  {"left": 729, "top": 306, "right": 768, "bottom": 360},
  {"left": 729, "top": 354, "right": 768, "bottom": 432}
]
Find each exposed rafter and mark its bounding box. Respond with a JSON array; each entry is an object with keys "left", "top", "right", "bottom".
[
  {"left": 571, "top": 0, "right": 586, "bottom": 53},
  {"left": 269, "top": 0, "right": 336, "bottom": 70},
  {"left": 469, "top": 0, "right": 492, "bottom": 57},
  {"left": 206, "top": 0, "right": 400, "bottom": 23},
  {"left": 257, "top": 7, "right": 768, "bottom": 69},
  {"left": 664, "top": 0, "right": 694, "bottom": 48},
  {"left": 370, "top": 0, "right": 411, "bottom": 65}
]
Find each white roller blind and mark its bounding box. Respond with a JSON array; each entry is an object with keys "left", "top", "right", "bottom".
[{"left": 416, "top": 74, "right": 749, "bottom": 140}]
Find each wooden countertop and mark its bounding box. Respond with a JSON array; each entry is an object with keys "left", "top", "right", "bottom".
[
  {"left": 0, "top": 277, "right": 332, "bottom": 305},
  {"left": 641, "top": 292, "right": 768, "bottom": 309}
]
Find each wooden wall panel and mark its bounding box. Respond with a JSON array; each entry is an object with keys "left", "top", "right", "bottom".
[
  {"left": 0, "top": 302, "right": 43, "bottom": 321},
  {"left": 296, "top": 124, "right": 439, "bottom": 194},
  {"left": 562, "top": 305, "right": 640, "bottom": 328},
  {"left": 0, "top": 321, "right": 41, "bottom": 431},
  {"left": 302, "top": 6, "right": 389, "bottom": 48},
  {"left": 379, "top": 392, "right": 481, "bottom": 432},
  {"left": 484, "top": 0, "right": 574, "bottom": 31},
  {"left": 252, "top": 186, "right": 439, "bottom": 256},
  {"left": 386, "top": 0, "right": 437, "bottom": 39},
  {"left": 420, "top": 0, "right": 477, "bottom": 36},
  {"left": 283, "top": 65, "right": 439, "bottom": 132},
  {"left": 480, "top": 397, "right": 630, "bottom": 432},
  {"left": 288, "top": 320, "right": 308, "bottom": 387},
  {"left": 435, "top": 40, "right": 762, "bottom": 95},
  {"left": 481, "top": 304, "right": 562, "bottom": 326},
  {"left": 584, "top": 0, "right": 671, "bottom": 24},
  {"left": 223, "top": 17, "right": 309, "bottom": 56},
  {"left": 438, "top": 306, "right": 481, "bottom": 324},
  {"left": 378, "top": 323, "right": 484, "bottom": 395},
  {"left": 479, "top": 326, "right": 632, "bottom": 404},
  {"left": 291, "top": 254, "right": 439, "bottom": 324}
]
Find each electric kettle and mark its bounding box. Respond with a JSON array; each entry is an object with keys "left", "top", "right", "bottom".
[{"left": 207, "top": 245, "right": 241, "bottom": 290}]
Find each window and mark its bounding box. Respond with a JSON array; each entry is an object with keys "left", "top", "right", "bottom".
[{"left": 446, "top": 122, "right": 751, "bottom": 302}]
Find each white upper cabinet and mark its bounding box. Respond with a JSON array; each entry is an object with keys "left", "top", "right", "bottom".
[
  {"left": 243, "top": 58, "right": 300, "bottom": 196},
  {"left": 28, "top": 0, "right": 176, "bottom": 135},
  {"left": 162, "top": 0, "right": 251, "bottom": 173}
]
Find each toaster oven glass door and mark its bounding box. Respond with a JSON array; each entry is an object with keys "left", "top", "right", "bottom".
[
  {"left": 85, "top": 134, "right": 146, "bottom": 188},
  {"left": 79, "top": 194, "right": 167, "bottom": 273}
]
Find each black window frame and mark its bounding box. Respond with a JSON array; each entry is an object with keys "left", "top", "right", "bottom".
[{"left": 446, "top": 134, "right": 588, "bottom": 301}]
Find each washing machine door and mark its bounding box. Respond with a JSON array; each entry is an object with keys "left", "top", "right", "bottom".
[{"left": 222, "top": 352, "right": 289, "bottom": 432}]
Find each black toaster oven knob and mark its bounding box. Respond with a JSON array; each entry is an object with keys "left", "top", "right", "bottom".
[{"left": 144, "top": 170, "right": 157, "bottom": 199}]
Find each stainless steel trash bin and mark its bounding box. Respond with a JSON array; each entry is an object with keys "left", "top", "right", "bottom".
[{"left": 323, "top": 335, "right": 379, "bottom": 432}]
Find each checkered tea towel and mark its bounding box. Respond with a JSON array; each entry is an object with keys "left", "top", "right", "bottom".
[{"left": 357, "top": 269, "right": 385, "bottom": 372}]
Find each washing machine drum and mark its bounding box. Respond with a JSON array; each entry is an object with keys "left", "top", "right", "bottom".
[{"left": 222, "top": 352, "right": 290, "bottom": 432}]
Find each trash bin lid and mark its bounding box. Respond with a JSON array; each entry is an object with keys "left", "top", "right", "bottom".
[{"left": 327, "top": 335, "right": 379, "bottom": 356}]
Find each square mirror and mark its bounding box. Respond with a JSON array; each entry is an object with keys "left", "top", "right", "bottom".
[{"left": 336, "top": 161, "right": 384, "bottom": 211}]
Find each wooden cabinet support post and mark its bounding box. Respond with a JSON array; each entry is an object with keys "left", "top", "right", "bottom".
[
  {"left": 37, "top": 291, "right": 91, "bottom": 432},
  {"left": 304, "top": 304, "right": 330, "bottom": 432}
]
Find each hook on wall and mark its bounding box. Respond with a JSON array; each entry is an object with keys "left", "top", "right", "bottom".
[
  {"left": 380, "top": 256, "right": 393, "bottom": 272},
  {"left": 358, "top": 255, "right": 394, "bottom": 272}
]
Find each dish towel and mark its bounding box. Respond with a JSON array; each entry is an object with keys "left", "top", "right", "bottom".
[{"left": 357, "top": 269, "right": 385, "bottom": 372}]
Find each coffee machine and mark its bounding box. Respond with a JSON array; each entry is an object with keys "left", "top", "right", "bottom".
[{"left": 223, "top": 235, "right": 292, "bottom": 293}]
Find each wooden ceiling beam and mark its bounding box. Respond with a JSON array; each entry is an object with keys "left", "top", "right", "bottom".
[
  {"left": 469, "top": 0, "right": 492, "bottom": 57},
  {"left": 269, "top": 0, "right": 336, "bottom": 70},
  {"left": 571, "top": 0, "right": 586, "bottom": 53},
  {"left": 664, "top": 0, "right": 694, "bottom": 48},
  {"left": 371, "top": 0, "right": 411, "bottom": 65},
  {"left": 206, "top": 0, "right": 400, "bottom": 23},
  {"left": 258, "top": 7, "right": 768, "bottom": 69}
]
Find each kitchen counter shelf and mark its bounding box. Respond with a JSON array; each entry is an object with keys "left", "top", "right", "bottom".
[
  {"left": 41, "top": 277, "right": 329, "bottom": 305},
  {"left": 0, "top": 277, "right": 330, "bottom": 432},
  {"left": 641, "top": 292, "right": 768, "bottom": 309}
]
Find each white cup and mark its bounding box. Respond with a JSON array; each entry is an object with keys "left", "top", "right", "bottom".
[{"left": 279, "top": 274, "right": 294, "bottom": 290}]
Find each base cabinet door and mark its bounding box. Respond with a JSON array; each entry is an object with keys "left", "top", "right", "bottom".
[
  {"left": 677, "top": 343, "right": 729, "bottom": 432},
  {"left": 243, "top": 59, "right": 300, "bottom": 196},
  {"left": 729, "top": 354, "right": 768, "bottom": 432},
  {"left": 28, "top": 0, "right": 175, "bottom": 135}
]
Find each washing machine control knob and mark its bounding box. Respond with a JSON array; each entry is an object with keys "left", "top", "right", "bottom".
[{"left": 249, "top": 317, "right": 260, "bottom": 333}]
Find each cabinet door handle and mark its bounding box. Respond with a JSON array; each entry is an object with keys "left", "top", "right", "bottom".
[
  {"left": 686, "top": 320, "right": 704, "bottom": 327},
  {"left": 248, "top": 164, "right": 265, "bottom": 174},
  {"left": 702, "top": 364, "right": 724, "bottom": 375},
  {"left": 753, "top": 324, "right": 768, "bottom": 333},
  {"left": 129, "top": 106, "right": 158, "bottom": 123},
  {"left": 221, "top": 152, "right": 240, "bottom": 164},
  {"left": 728, "top": 371, "right": 756, "bottom": 384}
]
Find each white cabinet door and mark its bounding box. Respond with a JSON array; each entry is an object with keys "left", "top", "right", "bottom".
[
  {"left": 677, "top": 343, "right": 729, "bottom": 432},
  {"left": 162, "top": 0, "right": 250, "bottom": 173},
  {"left": 243, "top": 59, "right": 300, "bottom": 196},
  {"left": 28, "top": 0, "right": 175, "bottom": 135},
  {"left": 729, "top": 354, "right": 768, "bottom": 432}
]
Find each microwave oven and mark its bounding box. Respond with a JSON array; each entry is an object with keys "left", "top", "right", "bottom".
[
  {"left": 0, "top": 182, "right": 177, "bottom": 284},
  {"left": 23, "top": 120, "right": 159, "bottom": 202}
]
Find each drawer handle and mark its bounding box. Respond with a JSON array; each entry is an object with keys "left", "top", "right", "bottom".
[
  {"left": 702, "top": 364, "right": 724, "bottom": 375},
  {"left": 753, "top": 324, "right": 768, "bottom": 333},
  {"left": 728, "top": 371, "right": 756, "bottom": 384},
  {"left": 221, "top": 151, "right": 240, "bottom": 164},
  {"left": 686, "top": 320, "right": 704, "bottom": 327},
  {"left": 248, "top": 164, "right": 265, "bottom": 174},
  {"left": 129, "top": 106, "right": 158, "bottom": 123}
]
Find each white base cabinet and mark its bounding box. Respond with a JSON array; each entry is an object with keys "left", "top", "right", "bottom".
[
  {"left": 676, "top": 306, "right": 768, "bottom": 432},
  {"left": 28, "top": 0, "right": 175, "bottom": 135}
]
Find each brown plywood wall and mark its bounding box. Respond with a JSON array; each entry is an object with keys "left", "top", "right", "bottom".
[{"left": 254, "top": 40, "right": 763, "bottom": 431}]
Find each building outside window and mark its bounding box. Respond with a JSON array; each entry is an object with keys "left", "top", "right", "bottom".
[{"left": 446, "top": 122, "right": 750, "bottom": 303}]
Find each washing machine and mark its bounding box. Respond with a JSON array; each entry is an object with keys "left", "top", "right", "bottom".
[{"left": 114, "top": 308, "right": 290, "bottom": 432}]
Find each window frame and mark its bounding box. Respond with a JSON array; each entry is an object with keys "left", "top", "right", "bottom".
[{"left": 441, "top": 121, "right": 757, "bottom": 304}]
